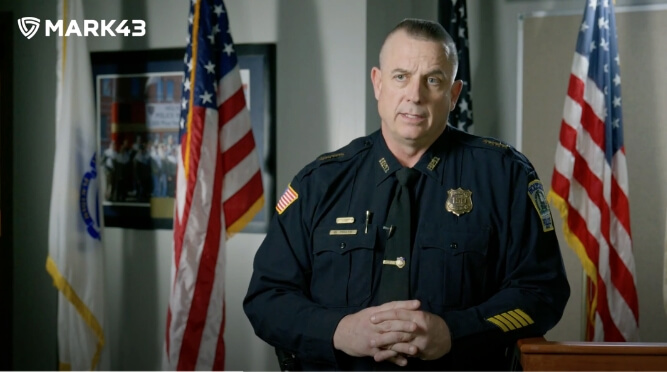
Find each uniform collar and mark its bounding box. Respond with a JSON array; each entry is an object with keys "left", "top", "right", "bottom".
[
  {"left": 372, "top": 131, "right": 401, "bottom": 186},
  {"left": 371, "top": 127, "right": 451, "bottom": 186}
]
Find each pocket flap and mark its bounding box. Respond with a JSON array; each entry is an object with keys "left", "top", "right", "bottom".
[
  {"left": 420, "top": 225, "right": 490, "bottom": 255},
  {"left": 313, "top": 225, "right": 377, "bottom": 255}
]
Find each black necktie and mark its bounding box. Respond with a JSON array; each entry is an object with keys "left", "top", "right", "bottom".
[{"left": 377, "top": 167, "right": 420, "bottom": 304}]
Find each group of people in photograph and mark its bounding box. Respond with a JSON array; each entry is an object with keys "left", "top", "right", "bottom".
[{"left": 101, "top": 133, "right": 178, "bottom": 202}]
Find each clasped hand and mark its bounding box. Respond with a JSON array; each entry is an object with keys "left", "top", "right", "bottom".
[{"left": 332, "top": 300, "right": 452, "bottom": 367}]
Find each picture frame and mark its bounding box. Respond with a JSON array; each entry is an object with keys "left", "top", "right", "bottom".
[{"left": 91, "top": 44, "right": 276, "bottom": 232}]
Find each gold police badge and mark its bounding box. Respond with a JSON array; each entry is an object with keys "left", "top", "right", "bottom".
[{"left": 446, "top": 188, "right": 473, "bottom": 216}]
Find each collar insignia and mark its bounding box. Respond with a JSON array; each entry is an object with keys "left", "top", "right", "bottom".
[
  {"left": 379, "top": 157, "right": 389, "bottom": 173},
  {"left": 427, "top": 156, "right": 440, "bottom": 171}
]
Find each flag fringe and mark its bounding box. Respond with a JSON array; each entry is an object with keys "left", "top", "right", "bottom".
[
  {"left": 46, "top": 256, "right": 105, "bottom": 371},
  {"left": 547, "top": 190, "right": 599, "bottom": 336},
  {"left": 226, "top": 194, "right": 265, "bottom": 239}
]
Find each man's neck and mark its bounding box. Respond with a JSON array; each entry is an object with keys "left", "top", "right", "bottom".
[
  {"left": 381, "top": 129, "right": 442, "bottom": 168},
  {"left": 382, "top": 137, "right": 430, "bottom": 168}
]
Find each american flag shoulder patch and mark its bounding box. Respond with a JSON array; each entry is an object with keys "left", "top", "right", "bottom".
[
  {"left": 276, "top": 184, "right": 299, "bottom": 214},
  {"left": 527, "top": 180, "right": 554, "bottom": 232}
]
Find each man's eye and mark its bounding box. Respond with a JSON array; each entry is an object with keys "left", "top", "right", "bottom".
[
  {"left": 395, "top": 74, "right": 405, "bottom": 81},
  {"left": 427, "top": 77, "right": 440, "bottom": 85}
]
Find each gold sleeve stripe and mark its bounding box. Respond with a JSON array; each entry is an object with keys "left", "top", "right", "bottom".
[
  {"left": 491, "top": 315, "right": 516, "bottom": 330},
  {"left": 507, "top": 310, "right": 530, "bottom": 327},
  {"left": 514, "top": 309, "right": 535, "bottom": 324},
  {"left": 486, "top": 309, "right": 535, "bottom": 332},
  {"left": 498, "top": 313, "right": 522, "bottom": 329},
  {"left": 486, "top": 317, "right": 510, "bottom": 332},
  {"left": 509, "top": 309, "right": 534, "bottom": 325}
]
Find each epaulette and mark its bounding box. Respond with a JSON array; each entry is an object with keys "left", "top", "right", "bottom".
[
  {"left": 296, "top": 136, "right": 373, "bottom": 180},
  {"left": 447, "top": 125, "right": 513, "bottom": 154},
  {"left": 480, "top": 138, "right": 510, "bottom": 150},
  {"left": 466, "top": 136, "right": 513, "bottom": 154},
  {"left": 475, "top": 136, "right": 532, "bottom": 168},
  {"left": 446, "top": 126, "right": 536, "bottom": 176}
]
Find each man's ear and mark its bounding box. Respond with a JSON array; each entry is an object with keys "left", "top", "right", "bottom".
[
  {"left": 450, "top": 80, "right": 464, "bottom": 110},
  {"left": 371, "top": 67, "right": 382, "bottom": 100}
]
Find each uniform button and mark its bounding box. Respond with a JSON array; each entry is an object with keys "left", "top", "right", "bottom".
[
  {"left": 340, "top": 243, "right": 346, "bottom": 249},
  {"left": 450, "top": 242, "right": 458, "bottom": 249}
]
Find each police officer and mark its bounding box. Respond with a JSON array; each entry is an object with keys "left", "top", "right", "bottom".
[{"left": 243, "top": 18, "right": 570, "bottom": 370}]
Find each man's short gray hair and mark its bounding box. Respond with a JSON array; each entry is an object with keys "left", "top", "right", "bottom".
[{"left": 380, "top": 18, "right": 458, "bottom": 73}]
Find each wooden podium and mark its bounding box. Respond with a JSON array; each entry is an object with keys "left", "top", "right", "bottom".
[{"left": 517, "top": 337, "right": 667, "bottom": 371}]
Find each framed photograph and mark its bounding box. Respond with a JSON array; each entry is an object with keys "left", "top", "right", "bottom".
[{"left": 91, "top": 44, "right": 276, "bottom": 231}]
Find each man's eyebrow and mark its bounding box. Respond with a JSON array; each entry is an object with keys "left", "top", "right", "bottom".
[
  {"left": 424, "top": 69, "right": 446, "bottom": 77},
  {"left": 390, "top": 68, "right": 409, "bottom": 74},
  {"left": 389, "top": 68, "right": 446, "bottom": 75}
]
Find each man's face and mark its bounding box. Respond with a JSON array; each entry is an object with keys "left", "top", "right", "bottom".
[{"left": 371, "top": 30, "right": 462, "bottom": 150}]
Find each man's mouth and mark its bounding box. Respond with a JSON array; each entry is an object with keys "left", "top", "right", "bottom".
[{"left": 400, "top": 113, "right": 426, "bottom": 121}]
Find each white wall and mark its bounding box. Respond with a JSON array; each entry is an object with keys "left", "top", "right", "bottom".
[
  {"left": 6, "top": 0, "right": 667, "bottom": 370},
  {"left": 274, "top": 0, "right": 367, "bottom": 191}
]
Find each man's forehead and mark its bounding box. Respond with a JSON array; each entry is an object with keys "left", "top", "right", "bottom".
[
  {"left": 382, "top": 32, "right": 448, "bottom": 61},
  {"left": 383, "top": 39, "right": 449, "bottom": 69}
]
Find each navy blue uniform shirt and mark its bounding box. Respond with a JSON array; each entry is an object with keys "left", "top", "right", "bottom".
[{"left": 244, "top": 126, "right": 570, "bottom": 370}]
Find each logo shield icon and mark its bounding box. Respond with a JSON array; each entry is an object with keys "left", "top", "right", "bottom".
[{"left": 17, "top": 17, "right": 41, "bottom": 39}]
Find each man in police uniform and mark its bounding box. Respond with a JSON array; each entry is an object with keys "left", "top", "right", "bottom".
[{"left": 244, "top": 18, "right": 570, "bottom": 370}]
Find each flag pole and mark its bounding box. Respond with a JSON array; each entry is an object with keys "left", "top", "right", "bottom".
[
  {"left": 663, "top": 210, "right": 667, "bottom": 319},
  {"left": 581, "top": 270, "right": 588, "bottom": 340}
]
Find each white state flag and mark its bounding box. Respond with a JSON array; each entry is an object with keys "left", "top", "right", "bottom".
[{"left": 46, "top": 0, "right": 105, "bottom": 370}]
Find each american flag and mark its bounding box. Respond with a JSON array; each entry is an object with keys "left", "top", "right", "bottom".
[
  {"left": 549, "top": 0, "right": 639, "bottom": 341},
  {"left": 164, "top": 0, "right": 264, "bottom": 369},
  {"left": 439, "top": 0, "right": 473, "bottom": 132}
]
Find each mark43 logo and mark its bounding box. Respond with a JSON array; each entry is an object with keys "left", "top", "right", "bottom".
[{"left": 17, "top": 17, "right": 146, "bottom": 38}]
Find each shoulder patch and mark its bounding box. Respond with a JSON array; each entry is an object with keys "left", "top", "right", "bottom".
[
  {"left": 527, "top": 180, "right": 554, "bottom": 232},
  {"left": 276, "top": 184, "right": 299, "bottom": 214}
]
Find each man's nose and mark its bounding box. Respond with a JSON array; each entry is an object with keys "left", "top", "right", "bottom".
[{"left": 405, "top": 78, "right": 423, "bottom": 103}]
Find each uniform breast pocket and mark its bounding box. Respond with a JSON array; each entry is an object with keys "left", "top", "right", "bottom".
[
  {"left": 311, "top": 225, "right": 377, "bottom": 307},
  {"left": 416, "top": 226, "right": 491, "bottom": 310}
]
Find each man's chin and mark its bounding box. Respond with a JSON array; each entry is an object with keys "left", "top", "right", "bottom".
[
  {"left": 398, "top": 128, "right": 428, "bottom": 142},
  {"left": 397, "top": 128, "right": 445, "bottom": 149}
]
